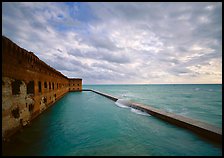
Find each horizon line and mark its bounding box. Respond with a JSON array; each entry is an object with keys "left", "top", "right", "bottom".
[{"left": 82, "top": 83, "right": 222, "bottom": 85}]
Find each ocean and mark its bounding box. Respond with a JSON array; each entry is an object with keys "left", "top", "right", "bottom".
[
  {"left": 84, "top": 84, "right": 222, "bottom": 128},
  {"left": 2, "top": 84, "right": 222, "bottom": 156}
]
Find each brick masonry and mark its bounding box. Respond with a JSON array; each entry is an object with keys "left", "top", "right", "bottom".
[{"left": 2, "top": 36, "right": 82, "bottom": 140}]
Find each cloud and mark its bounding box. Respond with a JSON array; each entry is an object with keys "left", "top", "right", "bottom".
[{"left": 2, "top": 2, "right": 222, "bottom": 84}]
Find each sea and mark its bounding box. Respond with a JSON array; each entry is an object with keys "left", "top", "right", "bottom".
[{"left": 2, "top": 84, "right": 222, "bottom": 156}]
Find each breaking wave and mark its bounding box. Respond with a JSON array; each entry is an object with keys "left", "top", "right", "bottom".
[
  {"left": 115, "top": 99, "right": 150, "bottom": 116},
  {"left": 130, "top": 108, "right": 151, "bottom": 116},
  {"left": 115, "top": 102, "right": 130, "bottom": 108},
  {"left": 115, "top": 99, "right": 132, "bottom": 108}
]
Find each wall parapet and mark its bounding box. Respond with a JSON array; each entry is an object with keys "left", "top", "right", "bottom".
[{"left": 2, "top": 36, "right": 68, "bottom": 79}]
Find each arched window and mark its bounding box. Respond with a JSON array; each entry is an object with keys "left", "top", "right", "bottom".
[
  {"left": 38, "top": 81, "right": 42, "bottom": 93},
  {"left": 12, "top": 80, "right": 22, "bottom": 95},
  {"left": 44, "top": 82, "right": 47, "bottom": 88},
  {"left": 27, "top": 81, "right": 34, "bottom": 94}
]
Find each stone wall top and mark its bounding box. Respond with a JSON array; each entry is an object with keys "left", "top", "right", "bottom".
[{"left": 2, "top": 36, "right": 69, "bottom": 79}]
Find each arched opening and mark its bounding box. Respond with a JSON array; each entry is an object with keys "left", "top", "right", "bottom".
[
  {"left": 44, "top": 82, "right": 47, "bottom": 88},
  {"left": 38, "top": 81, "right": 42, "bottom": 93},
  {"left": 27, "top": 80, "right": 34, "bottom": 95},
  {"left": 12, "top": 79, "right": 22, "bottom": 95}
]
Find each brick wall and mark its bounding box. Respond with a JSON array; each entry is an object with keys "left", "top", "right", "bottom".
[{"left": 2, "top": 36, "right": 82, "bottom": 140}]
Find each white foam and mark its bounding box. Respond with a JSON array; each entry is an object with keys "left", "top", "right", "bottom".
[
  {"left": 166, "top": 108, "right": 174, "bottom": 113},
  {"left": 115, "top": 99, "right": 150, "bottom": 116},
  {"left": 115, "top": 102, "right": 130, "bottom": 108},
  {"left": 130, "top": 108, "right": 151, "bottom": 116},
  {"left": 121, "top": 94, "right": 127, "bottom": 97},
  {"left": 115, "top": 99, "right": 132, "bottom": 107},
  {"left": 194, "top": 88, "right": 200, "bottom": 91}
]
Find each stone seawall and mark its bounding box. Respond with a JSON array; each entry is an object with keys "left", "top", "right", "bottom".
[
  {"left": 2, "top": 36, "right": 82, "bottom": 140},
  {"left": 85, "top": 89, "right": 222, "bottom": 145}
]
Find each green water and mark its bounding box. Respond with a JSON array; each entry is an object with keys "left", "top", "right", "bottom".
[
  {"left": 2, "top": 89, "right": 222, "bottom": 156},
  {"left": 83, "top": 84, "right": 222, "bottom": 128}
]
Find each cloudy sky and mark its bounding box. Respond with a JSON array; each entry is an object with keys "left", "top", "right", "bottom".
[{"left": 2, "top": 2, "right": 222, "bottom": 84}]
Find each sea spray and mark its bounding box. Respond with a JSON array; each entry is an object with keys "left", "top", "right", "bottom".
[
  {"left": 115, "top": 102, "right": 130, "bottom": 108},
  {"left": 115, "top": 99, "right": 132, "bottom": 108},
  {"left": 130, "top": 108, "right": 151, "bottom": 116},
  {"left": 115, "top": 99, "right": 151, "bottom": 116}
]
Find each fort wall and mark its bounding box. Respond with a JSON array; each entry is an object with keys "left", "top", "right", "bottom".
[{"left": 2, "top": 36, "right": 82, "bottom": 140}]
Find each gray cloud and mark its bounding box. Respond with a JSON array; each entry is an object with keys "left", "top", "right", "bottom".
[
  {"left": 81, "top": 34, "right": 120, "bottom": 51},
  {"left": 2, "top": 2, "right": 222, "bottom": 84},
  {"left": 69, "top": 48, "right": 130, "bottom": 64}
]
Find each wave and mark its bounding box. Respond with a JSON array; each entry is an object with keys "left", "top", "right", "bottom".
[
  {"left": 121, "top": 94, "right": 127, "bottom": 97},
  {"left": 115, "top": 99, "right": 150, "bottom": 116},
  {"left": 130, "top": 108, "right": 151, "bottom": 116},
  {"left": 115, "top": 99, "right": 132, "bottom": 107},
  {"left": 115, "top": 102, "right": 130, "bottom": 108},
  {"left": 194, "top": 88, "right": 200, "bottom": 91},
  {"left": 166, "top": 108, "right": 174, "bottom": 113}
]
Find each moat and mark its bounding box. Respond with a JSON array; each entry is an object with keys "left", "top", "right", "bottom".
[{"left": 3, "top": 91, "right": 221, "bottom": 156}]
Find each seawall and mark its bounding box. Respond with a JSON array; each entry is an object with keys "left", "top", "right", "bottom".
[{"left": 85, "top": 89, "right": 222, "bottom": 145}]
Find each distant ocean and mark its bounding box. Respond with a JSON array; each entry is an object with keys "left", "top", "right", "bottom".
[
  {"left": 3, "top": 84, "right": 222, "bottom": 156},
  {"left": 84, "top": 84, "right": 222, "bottom": 127}
]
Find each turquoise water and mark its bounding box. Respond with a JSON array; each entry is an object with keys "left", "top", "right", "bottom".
[
  {"left": 2, "top": 85, "right": 222, "bottom": 156},
  {"left": 83, "top": 84, "right": 222, "bottom": 128}
]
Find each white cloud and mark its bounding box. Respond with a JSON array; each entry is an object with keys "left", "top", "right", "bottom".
[{"left": 2, "top": 2, "right": 222, "bottom": 84}]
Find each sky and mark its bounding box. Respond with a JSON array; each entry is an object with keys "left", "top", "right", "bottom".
[{"left": 2, "top": 2, "right": 222, "bottom": 84}]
